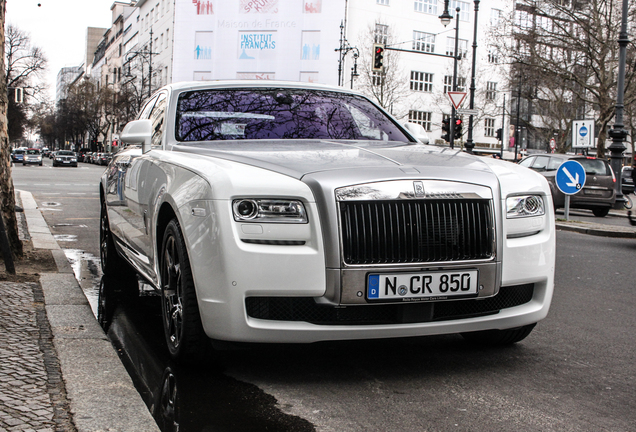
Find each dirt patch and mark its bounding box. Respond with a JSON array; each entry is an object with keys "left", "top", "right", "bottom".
[{"left": 0, "top": 241, "right": 57, "bottom": 282}]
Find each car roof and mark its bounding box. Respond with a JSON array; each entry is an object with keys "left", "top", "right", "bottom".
[{"left": 159, "top": 80, "right": 365, "bottom": 97}]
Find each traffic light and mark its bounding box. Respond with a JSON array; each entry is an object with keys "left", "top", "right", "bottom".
[
  {"left": 454, "top": 118, "right": 463, "bottom": 139},
  {"left": 496, "top": 128, "right": 503, "bottom": 141},
  {"left": 372, "top": 44, "right": 385, "bottom": 72},
  {"left": 441, "top": 117, "right": 450, "bottom": 142}
]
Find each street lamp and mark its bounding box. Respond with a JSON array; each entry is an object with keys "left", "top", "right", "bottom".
[
  {"left": 440, "top": 1, "right": 462, "bottom": 149},
  {"left": 607, "top": 0, "right": 629, "bottom": 208},
  {"left": 464, "top": 0, "right": 480, "bottom": 154}
]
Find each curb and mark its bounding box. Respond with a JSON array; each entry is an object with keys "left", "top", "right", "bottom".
[
  {"left": 18, "top": 189, "right": 160, "bottom": 432},
  {"left": 555, "top": 222, "right": 636, "bottom": 238}
]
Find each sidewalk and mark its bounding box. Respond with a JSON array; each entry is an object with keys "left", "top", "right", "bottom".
[
  {"left": 0, "top": 190, "right": 159, "bottom": 432},
  {"left": 555, "top": 208, "right": 636, "bottom": 238}
]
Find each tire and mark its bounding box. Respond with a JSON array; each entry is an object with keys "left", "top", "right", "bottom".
[
  {"left": 592, "top": 207, "right": 610, "bottom": 217},
  {"left": 160, "top": 219, "right": 210, "bottom": 362},
  {"left": 100, "top": 200, "right": 137, "bottom": 283},
  {"left": 461, "top": 323, "right": 536, "bottom": 346}
]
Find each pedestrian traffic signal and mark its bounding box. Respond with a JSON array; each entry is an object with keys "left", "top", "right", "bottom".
[
  {"left": 441, "top": 117, "right": 450, "bottom": 142},
  {"left": 454, "top": 118, "right": 463, "bottom": 139},
  {"left": 496, "top": 128, "right": 503, "bottom": 141},
  {"left": 372, "top": 44, "right": 385, "bottom": 72}
]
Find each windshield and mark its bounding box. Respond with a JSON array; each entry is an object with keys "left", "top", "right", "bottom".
[
  {"left": 58, "top": 151, "right": 74, "bottom": 156},
  {"left": 176, "top": 88, "right": 411, "bottom": 143},
  {"left": 26, "top": 149, "right": 40, "bottom": 155},
  {"left": 576, "top": 158, "right": 610, "bottom": 175}
]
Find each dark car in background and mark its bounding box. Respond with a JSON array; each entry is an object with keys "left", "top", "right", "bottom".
[
  {"left": 11, "top": 149, "right": 25, "bottom": 163},
  {"left": 52, "top": 150, "right": 78, "bottom": 167},
  {"left": 621, "top": 166, "right": 634, "bottom": 195},
  {"left": 77, "top": 148, "right": 91, "bottom": 162},
  {"left": 519, "top": 154, "right": 616, "bottom": 216},
  {"left": 97, "top": 153, "right": 112, "bottom": 165}
]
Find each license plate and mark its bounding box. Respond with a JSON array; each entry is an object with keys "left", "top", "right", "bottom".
[
  {"left": 367, "top": 270, "right": 479, "bottom": 302},
  {"left": 584, "top": 189, "right": 604, "bottom": 196}
]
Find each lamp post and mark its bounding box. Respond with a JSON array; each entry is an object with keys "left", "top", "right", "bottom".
[
  {"left": 607, "top": 0, "right": 629, "bottom": 208},
  {"left": 439, "top": 2, "right": 461, "bottom": 149},
  {"left": 464, "top": 0, "right": 480, "bottom": 154}
]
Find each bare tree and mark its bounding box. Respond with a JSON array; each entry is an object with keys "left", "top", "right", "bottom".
[
  {"left": 4, "top": 24, "right": 47, "bottom": 143},
  {"left": 0, "top": 0, "right": 23, "bottom": 259},
  {"left": 356, "top": 23, "right": 410, "bottom": 117},
  {"left": 492, "top": 0, "right": 636, "bottom": 157}
]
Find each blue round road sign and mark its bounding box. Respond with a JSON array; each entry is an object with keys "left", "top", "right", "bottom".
[{"left": 556, "top": 160, "right": 586, "bottom": 195}]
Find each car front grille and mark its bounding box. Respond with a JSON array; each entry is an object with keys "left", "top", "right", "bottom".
[
  {"left": 245, "top": 284, "right": 534, "bottom": 325},
  {"left": 339, "top": 199, "right": 494, "bottom": 265}
]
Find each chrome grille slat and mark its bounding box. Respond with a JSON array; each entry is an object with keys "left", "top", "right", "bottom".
[{"left": 340, "top": 199, "right": 494, "bottom": 265}]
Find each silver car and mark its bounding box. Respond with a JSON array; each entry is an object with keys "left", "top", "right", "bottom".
[{"left": 100, "top": 81, "right": 555, "bottom": 361}]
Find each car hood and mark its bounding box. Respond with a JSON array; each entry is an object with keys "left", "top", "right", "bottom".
[{"left": 172, "top": 140, "right": 494, "bottom": 183}]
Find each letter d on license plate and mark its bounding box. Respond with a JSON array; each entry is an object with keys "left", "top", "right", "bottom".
[{"left": 367, "top": 270, "right": 479, "bottom": 302}]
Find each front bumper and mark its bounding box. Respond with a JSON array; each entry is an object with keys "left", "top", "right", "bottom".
[{"left": 185, "top": 197, "right": 555, "bottom": 344}]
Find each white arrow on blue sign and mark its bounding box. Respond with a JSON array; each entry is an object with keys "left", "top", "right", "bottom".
[{"left": 556, "top": 160, "right": 586, "bottom": 195}]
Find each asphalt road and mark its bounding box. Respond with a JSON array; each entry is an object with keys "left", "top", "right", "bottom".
[
  {"left": 12, "top": 158, "right": 105, "bottom": 310},
  {"left": 12, "top": 159, "right": 636, "bottom": 431}
]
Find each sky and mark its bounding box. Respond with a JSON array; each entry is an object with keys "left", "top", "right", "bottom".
[{"left": 6, "top": 0, "right": 118, "bottom": 101}]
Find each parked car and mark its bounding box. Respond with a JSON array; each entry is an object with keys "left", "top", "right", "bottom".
[
  {"left": 11, "top": 149, "right": 24, "bottom": 163},
  {"left": 621, "top": 166, "right": 634, "bottom": 195},
  {"left": 97, "top": 153, "right": 112, "bottom": 165},
  {"left": 91, "top": 153, "right": 102, "bottom": 164},
  {"left": 518, "top": 154, "right": 616, "bottom": 217},
  {"left": 52, "top": 150, "right": 78, "bottom": 167},
  {"left": 77, "top": 148, "right": 92, "bottom": 162},
  {"left": 22, "top": 148, "right": 43, "bottom": 166},
  {"left": 101, "top": 81, "right": 556, "bottom": 361}
]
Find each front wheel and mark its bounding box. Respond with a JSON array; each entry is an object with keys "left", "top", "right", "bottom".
[
  {"left": 160, "top": 219, "right": 210, "bottom": 362},
  {"left": 461, "top": 323, "right": 536, "bottom": 346}
]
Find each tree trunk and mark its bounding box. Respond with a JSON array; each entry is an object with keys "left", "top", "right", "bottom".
[{"left": 0, "top": 0, "right": 23, "bottom": 258}]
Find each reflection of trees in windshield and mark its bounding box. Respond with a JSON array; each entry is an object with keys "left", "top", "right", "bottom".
[{"left": 176, "top": 88, "right": 410, "bottom": 142}]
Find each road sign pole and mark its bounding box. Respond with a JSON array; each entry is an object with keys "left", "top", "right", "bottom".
[{"left": 564, "top": 195, "right": 570, "bottom": 222}]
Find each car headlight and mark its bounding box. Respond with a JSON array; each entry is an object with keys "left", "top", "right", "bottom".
[
  {"left": 506, "top": 195, "right": 545, "bottom": 218},
  {"left": 71, "top": 158, "right": 77, "bottom": 162},
  {"left": 232, "top": 199, "right": 308, "bottom": 223}
]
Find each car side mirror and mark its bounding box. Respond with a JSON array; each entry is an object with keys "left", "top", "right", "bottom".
[
  {"left": 402, "top": 122, "right": 430, "bottom": 144},
  {"left": 121, "top": 119, "right": 152, "bottom": 154}
]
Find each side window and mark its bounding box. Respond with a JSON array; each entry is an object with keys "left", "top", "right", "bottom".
[
  {"left": 138, "top": 96, "right": 159, "bottom": 120},
  {"left": 518, "top": 156, "right": 534, "bottom": 168},
  {"left": 547, "top": 157, "right": 563, "bottom": 171},
  {"left": 149, "top": 93, "right": 168, "bottom": 146},
  {"left": 531, "top": 156, "right": 549, "bottom": 171}
]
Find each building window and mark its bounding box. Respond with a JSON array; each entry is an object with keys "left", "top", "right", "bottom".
[
  {"left": 490, "top": 8, "right": 503, "bottom": 26},
  {"left": 446, "top": 37, "right": 468, "bottom": 59},
  {"left": 414, "top": 0, "right": 437, "bottom": 15},
  {"left": 409, "top": 110, "right": 432, "bottom": 131},
  {"left": 444, "top": 75, "right": 466, "bottom": 93},
  {"left": 372, "top": 71, "right": 384, "bottom": 87},
  {"left": 413, "top": 31, "right": 435, "bottom": 53},
  {"left": 486, "top": 81, "right": 497, "bottom": 100},
  {"left": 488, "top": 49, "right": 498, "bottom": 64},
  {"left": 410, "top": 71, "right": 433, "bottom": 92},
  {"left": 374, "top": 24, "right": 388, "bottom": 44},
  {"left": 484, "top": 118, "right": 495, "bottom": 137},
  {"left": 451, "top": 1, "right": 470, "bottom": 21},
  {"left": 377, "top": 0, "right": 389, "bottom": 5}
]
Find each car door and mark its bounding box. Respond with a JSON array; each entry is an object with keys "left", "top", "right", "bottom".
[
  {"left": 105, "top": 94, "right": 160, "bottom": 275},
  {"left": 121, "top": 92, "right": 169, "bottom": 280}
]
